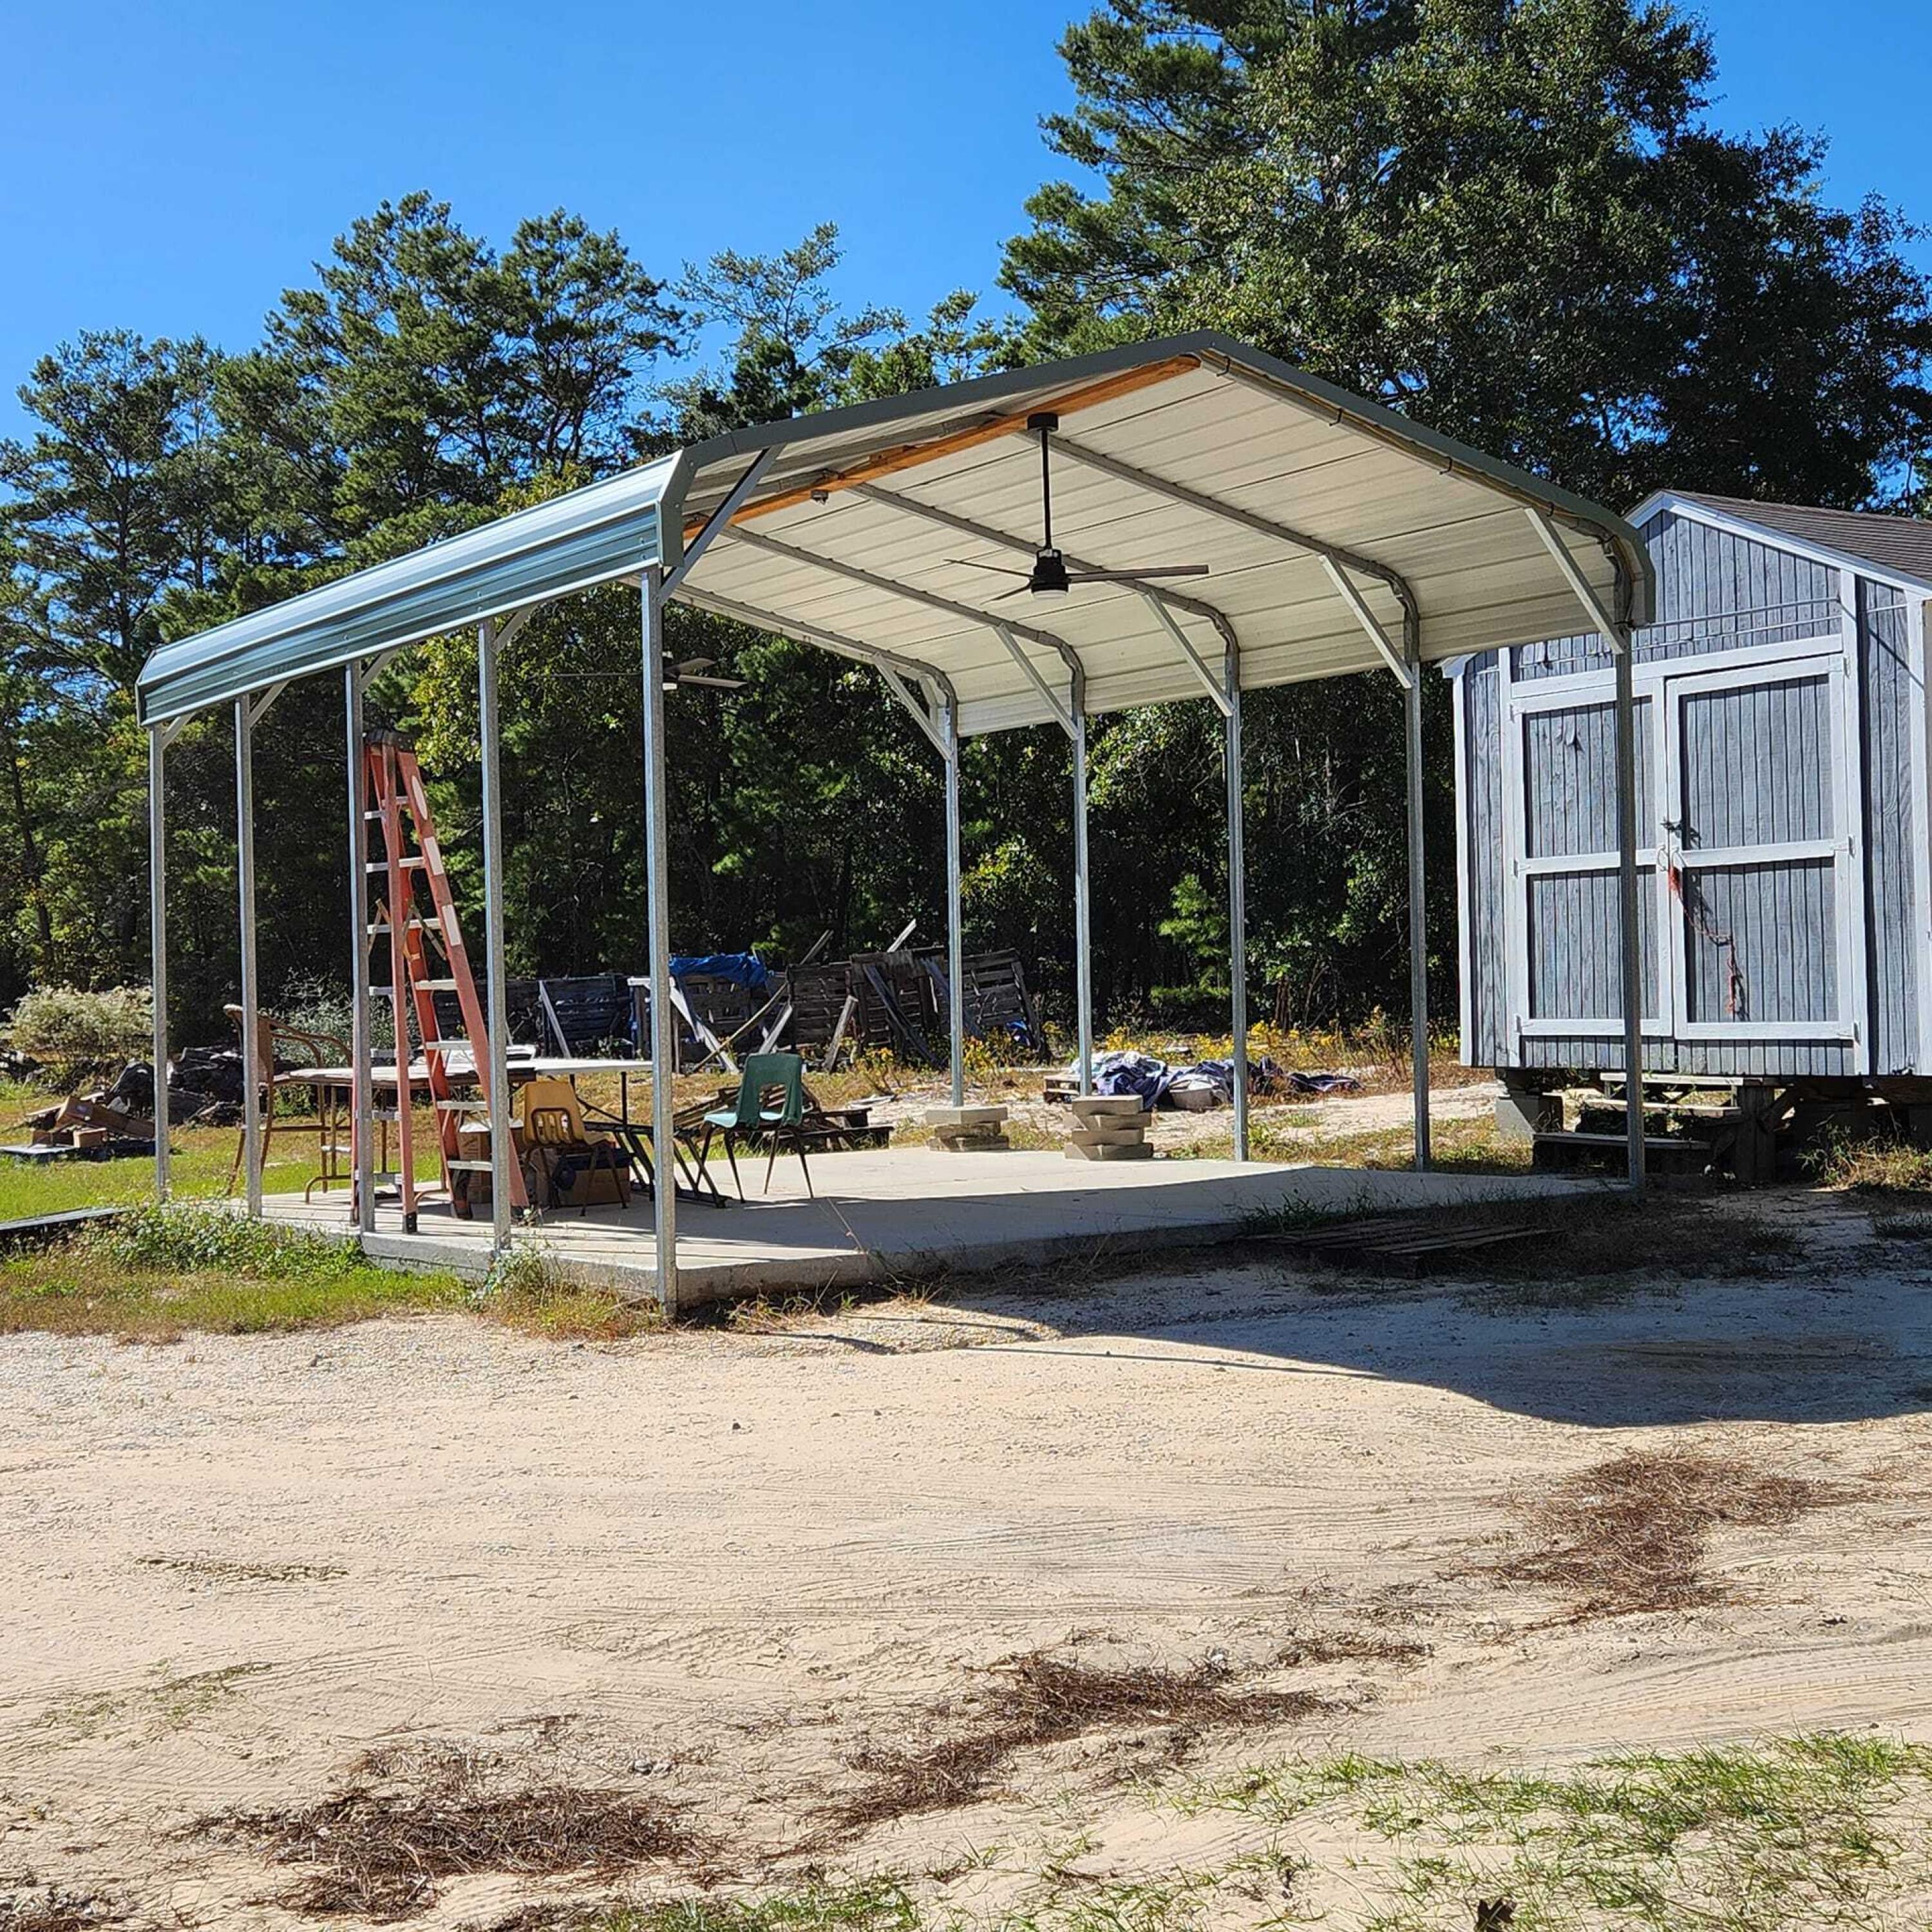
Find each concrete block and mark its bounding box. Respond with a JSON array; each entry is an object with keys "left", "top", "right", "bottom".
[
  {"left": 1070, "top": 1122, "right": 1146, "bottom": 1146},
  {"left": 1064, "top": 1139, "right": 1154, "bottom": 1160},
  {"left": 1070, "top": 1095, "right": 1144, "bottom": 1117},
  {"left": 1494, "top": 1089, "right": 1561, "bottom": 1144},
  {"left": 924, "top": 1105, "right": 1010, "bottom": 1128}
]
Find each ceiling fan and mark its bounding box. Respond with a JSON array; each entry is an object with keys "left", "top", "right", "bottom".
[
  {"left": 662, "top": 656, "right": 744, "bottom": 692},
  {"left": 949, "top": 412, "right": 1212, "bottom": 600}
]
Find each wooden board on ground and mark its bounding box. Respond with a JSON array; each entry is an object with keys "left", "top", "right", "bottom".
[{"left": 1255, "top": 1212, "right": 1546, "bottom": 1278}]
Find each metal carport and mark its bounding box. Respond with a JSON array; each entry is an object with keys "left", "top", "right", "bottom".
[{"left": 138, "top": 330, "right": 1655, "bottom": 1312}]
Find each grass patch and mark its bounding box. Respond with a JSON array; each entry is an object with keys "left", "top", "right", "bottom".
[
  {"left": 475, "top": 1240, "right": 663, "bottom": 1341},
  {"left": 1806, "top": 1125, "right": 1932, "bottom": 1195},
  {"left": 197, "top": 1738, "right": 704, "bottom": 1918},
  {"left": 1185, "top": 1733, "right": 1932, "bottom": 1931},
  {"left": 0, "top": 1075, "right": 446, "bottom": 1222},
  {"left": 835, "top": 1651, "right": 1336, "bottom": 1832},
  {"left": 1247, "top": 1112, "right": 1533, "bottom": 1175},
  {"left": 1491, "top": 1450, "right": 1848, "bottom": 1620},
  {"left": 40, "top": 1660, "right": 270, "bottom": 1741},
  {"left": 485, "top": 1880, "right": 919, "bottom": 1932},
  {"left": 0, "top": 1200, "right": 464, "bottom": 1341}
]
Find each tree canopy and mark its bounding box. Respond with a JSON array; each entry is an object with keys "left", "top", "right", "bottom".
[{"left": 1003, "top": 0, "right": 1932, "bottom": 507}]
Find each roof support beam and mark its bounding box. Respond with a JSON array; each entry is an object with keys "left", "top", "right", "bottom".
[
  {"left": 877, "top": 664, "right": 951, "bottom": 756},
  {"left": 1046, "top": 431, "right": 1420, "bottom": 620},
  {"left": 848, "top": 481, "right": 1242, "bottom": 656},
  {"left": 994, "top": 625, "right": 1077, "bottom": 737},
  {"left": 1141, "top": 591, "right": 1232, "bottom": 715},
  {"left": 679, "top": 355, "right": 1201, "bottom": 540},
  {"left": 1320, "top": 558, "right": 1414, "bottom": 690},
  {"left": 719, "top": 525, "right": 1087, "bottom": 697},
  {"left": 1526, "top": 507, "right": 1627, "bottom": 653},
  {"left": 492, "top": 602, "right": 542, "bottom": 654},
  {"left": 671, "top": 583, "right": 959, "bottom": 708},
  {"left": 666, "top": 450, "right": 773, "bottom": 594}
]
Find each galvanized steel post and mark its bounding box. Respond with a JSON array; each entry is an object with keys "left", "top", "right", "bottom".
[
  {"left": 148, "top": 724, "right": 169, "bottom": 1200},
  {"left": 641, "top": 567, "right": 679, "bottom": 1314},
  {"left": 943, "top": 696, "right": 965, "bottom": 1108},
  {"left": 1071, "top": 707, "right": 1094, "bottom": 1096},
  {"left": 1225, "top": 649, "right": 1249, "bottom": 1162},
  {"left": 478, "top": 621, "right": 514, "bottom": 1251},
  {"left": 235, "top": 698, "right": 262, "bottom": 1215},
  {"left": 346, "top": 665, "right": 375, "bottom": 1234},
  {"left": 1613, "top": 638, "right": 1647, "bottom": 1190},
  {"left": 1405, "top": 638, "right": 1430, "bottom": 1171}
]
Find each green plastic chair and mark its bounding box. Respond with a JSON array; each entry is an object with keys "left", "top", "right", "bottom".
[{"left": 699, "top": 1052, "right": 814, "bottom": 1199}]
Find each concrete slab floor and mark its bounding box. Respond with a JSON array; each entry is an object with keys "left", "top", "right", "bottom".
[{"left": 259, "top": 1147, "right": 1605, "bottom": 1309}]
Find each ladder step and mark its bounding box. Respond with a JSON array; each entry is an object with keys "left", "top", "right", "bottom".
[
  {"left": 417, "top": 977, "right": 459, "bottom": 991},
  {"left": 367, "top": 916, "right": 444, "bottom": 938},
  {"left": 446, "top": 1159, "right": 495, "bottom": 1173},
  {"left": 365, "top": 857, "right": 426, "bottom": 873},
  {"left": 422, "top": 1039, "right": 478, "bottom": 1053},
  {"left": 435, "top": 1097, "right": 487, "bottom": 1111}
]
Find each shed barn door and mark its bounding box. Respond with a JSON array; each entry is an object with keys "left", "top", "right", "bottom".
[
  {"left": 1661, "top": 657, "right": 1859, "bottom": 1046},
  {"left": 1508, "top": 690, "right": 1664, "bottom": 1045}
]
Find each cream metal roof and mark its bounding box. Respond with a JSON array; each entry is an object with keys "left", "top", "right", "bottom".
[{"left": 138, "top": 332, "right": 1652, "bottom": 731}]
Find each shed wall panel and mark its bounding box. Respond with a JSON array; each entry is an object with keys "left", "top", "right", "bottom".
[
  {"left": 1461, "top": 656, "right": 1507, "bottom": 1065},
  {"left": 1510, "top": 511, "right": 1838, "bottom": 684},
  {"left": 1862, "top": 582, "right": 1919, "bottom": 1072}
]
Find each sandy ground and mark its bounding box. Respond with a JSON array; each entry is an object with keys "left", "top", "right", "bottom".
[
  {"left": 5, "top": 1189, "right": 1931, "bottom": 1926},
  {"left": 855, "top": 1072, "right": 1502, "bottom": 1150}
]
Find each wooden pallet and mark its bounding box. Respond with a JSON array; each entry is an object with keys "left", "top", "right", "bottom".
[
  {"left": 1533, "top": 1129, "right": 1713, "bottom": 1175},
  {"left": 0, "top": 1205, "right": 127, "bottom": 1248},
  {"left": 1256, "top": 1212, "right": 1548, "bottom": 1278}
]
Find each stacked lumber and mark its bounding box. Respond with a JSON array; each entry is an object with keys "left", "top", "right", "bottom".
[
  {"left": 1065, "top": 1094, "right": 1152, "bottom": 1160},
  {"left": 925, "top": 1104, "right": 1012, "bottom": 1151}
]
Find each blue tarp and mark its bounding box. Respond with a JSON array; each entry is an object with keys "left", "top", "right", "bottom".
[{"left": 669, "top": 952, "right": 770, "bottom": 991}]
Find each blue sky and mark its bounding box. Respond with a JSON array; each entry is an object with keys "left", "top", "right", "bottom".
[{"left": 2, "top": 0, "right": 1929, "bottom": 439}]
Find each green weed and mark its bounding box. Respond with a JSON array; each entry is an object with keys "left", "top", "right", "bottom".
[{"left": 1179, "top": 1734, "right": 1932, "bottom": 1931}]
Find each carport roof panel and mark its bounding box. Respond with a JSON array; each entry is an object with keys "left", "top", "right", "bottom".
[{"left": 137, "top": 332, "right": 1651, "bottom": 729}]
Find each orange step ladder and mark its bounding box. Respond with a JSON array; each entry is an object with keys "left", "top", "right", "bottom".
[{"left": 363, "top": 732, "right": 526, "bottom": 1227}]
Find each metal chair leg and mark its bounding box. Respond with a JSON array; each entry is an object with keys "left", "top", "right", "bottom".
[
  {"left": 723, "top": 1131, "right": 744, "bottom": 1201},
  {"left": 796, "top": 1128, "right": 814, "bottom": 1199}
]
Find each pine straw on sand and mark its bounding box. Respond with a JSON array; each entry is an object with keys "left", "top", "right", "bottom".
[
  {"left": 833, "top": 1651, "right": 1338, "bottom": 1831},
  {"left": 0, "top": 1892, "right": 128, "bottom": 1931},
  {"left": 195, "top": 1740, "right": 703, "bottom": 1918},
  {"left": 1493, "top": 1450, "right": 1848, "bottom": 1620}
]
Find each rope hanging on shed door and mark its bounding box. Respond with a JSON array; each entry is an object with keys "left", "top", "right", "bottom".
[{"left": 1666, "top": 844, "right": 1749, "bottom": 1019}]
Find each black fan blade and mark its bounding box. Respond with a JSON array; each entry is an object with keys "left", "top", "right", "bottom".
[
  {"left": 1065, "top": 564, "right": 1213, "bottom": 582},
  {"left": 947, "top": 556, "right": 1032, "bottom": 579},
  {"left": 990, "top": 583, "right": 1035, "bottom": 601},
  {"left": 672, "top": 656, "right": 717, "bottom": 674},
  {"left": 675, "top": 673, "right": 746, "bottom": 690}
]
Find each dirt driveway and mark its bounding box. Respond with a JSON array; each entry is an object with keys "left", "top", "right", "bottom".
[{"left": 5, "top": 1195, "right": 1932, "bottom": 1926}]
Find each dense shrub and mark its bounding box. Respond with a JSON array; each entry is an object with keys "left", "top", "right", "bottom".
[
  {"left": 86, "top": 1199, "right": 364, "bottom": 1279},
  {"left": 3, "top": 985, "right": 153, "bottom": 1088}
]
